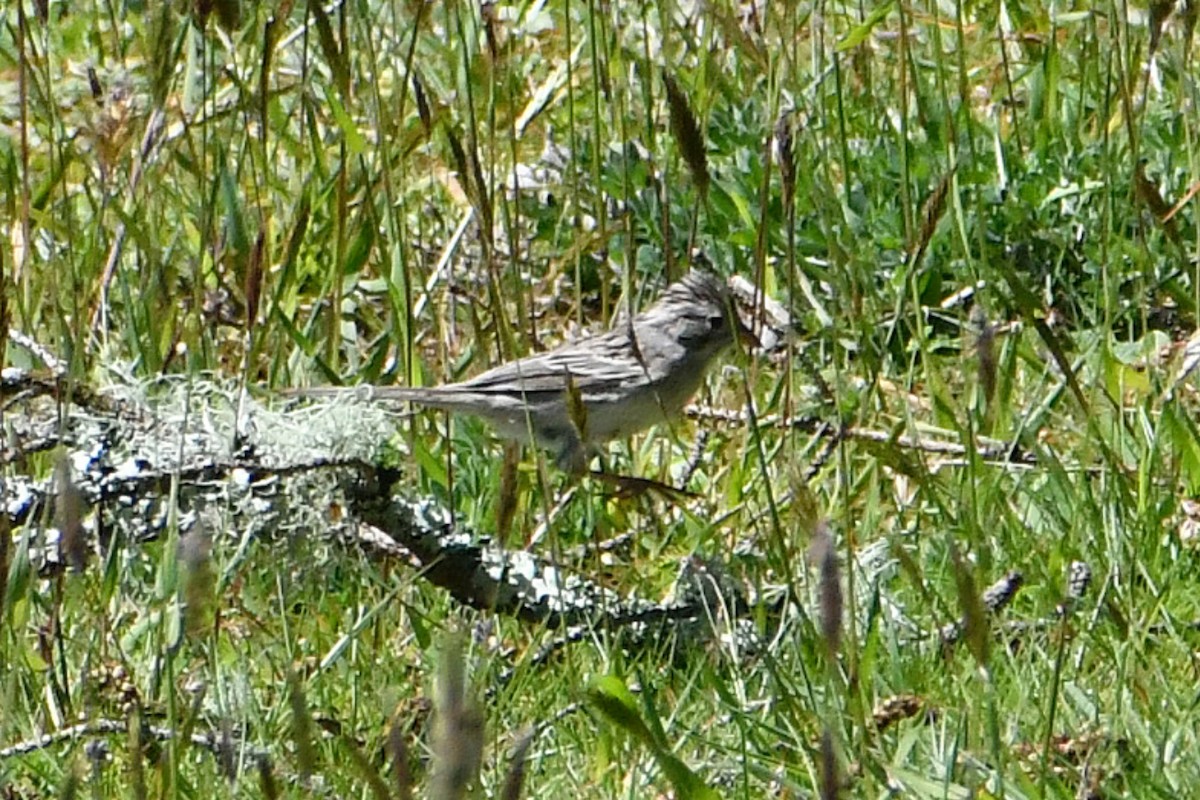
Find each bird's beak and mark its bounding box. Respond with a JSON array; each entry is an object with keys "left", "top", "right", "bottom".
[
  {"left": 731, "top": 306, "right": 762, "bottom": 350},
  {"left": 724, "top": 274, "right": 793, "bottom": 355},
  {"left": 737, "top": 319, "right": 761, "bottom": 349}
]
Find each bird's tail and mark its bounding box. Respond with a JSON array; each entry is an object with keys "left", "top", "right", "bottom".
[{"left": 278, "top": 385, "right": 428, "bottom": 402}]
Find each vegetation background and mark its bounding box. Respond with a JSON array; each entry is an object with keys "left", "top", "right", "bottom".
[{"left": 3, "top": 0, "right": 1200, "bottom": 796}]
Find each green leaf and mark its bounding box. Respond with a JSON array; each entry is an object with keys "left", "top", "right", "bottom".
[
  {"left": 587, "top": 675, "right": 657, "bottom": 748},
  {"left": 342, "top": 219, "right": 375, "bottom": 275},
  {"left": 326, "top": 89, "right": 367, "bottom": 156},
  {"left": 219, "top": 158, "right": 250, "bottom": 259},
  {"left": 412, "top": 433, "right": 450, "bottom": 490},
  {"left": 310, "top": 0, "right": 349, "bottom": 91},
  {"left": 1162, "top": 404, "right": 1200, "bottom": 494},
  {"left": 837, "top": 1, "right": 896, "bottom": 51},
  {"left": 4, "top": 530, "right": 31, "bottom": 622},
  {"left": 588, "top": 676, "right": 720, "bottom": 800}
]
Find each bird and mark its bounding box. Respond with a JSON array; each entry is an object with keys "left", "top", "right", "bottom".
[{"left": 288, "top": 270, "right": 752, "bottom": 475}]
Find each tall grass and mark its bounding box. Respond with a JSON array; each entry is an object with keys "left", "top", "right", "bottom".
[{"left": 3, "top": 0, "right": 1200, "bottom": 796}]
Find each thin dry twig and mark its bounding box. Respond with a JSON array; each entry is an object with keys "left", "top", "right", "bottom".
[
  {"left": 0, "top": 718, "right": 267, "bottom": 762},
  {"left": 685, "top": 405, "right": 1038, "bottom": 465}
]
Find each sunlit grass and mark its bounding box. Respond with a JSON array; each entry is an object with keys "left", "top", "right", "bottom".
[{"left": 3, "top": 0, "right": 1200, "bottom": 796}]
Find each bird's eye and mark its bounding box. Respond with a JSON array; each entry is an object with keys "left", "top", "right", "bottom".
[{"left": 708, "top": 314, "right": 726, "bottom": 331}]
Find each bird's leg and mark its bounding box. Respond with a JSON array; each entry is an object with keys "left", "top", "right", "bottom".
[
  {"left": 524, "top": 433, "right": 589, "bottom": 548},
  {"left": 553, "top": 431, "right": 591, "bottom": 478}
]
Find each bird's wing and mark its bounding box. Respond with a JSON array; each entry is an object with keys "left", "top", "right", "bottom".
[{"left": 453, "top": 340, "right": 649, "bottom": 397}]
